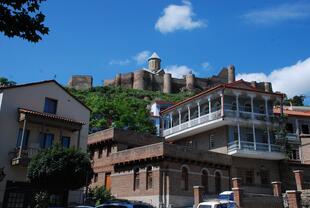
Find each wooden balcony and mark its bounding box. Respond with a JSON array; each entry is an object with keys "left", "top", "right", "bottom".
[{"left": 10, "top": 147, "right": 40, "bottom": 166}]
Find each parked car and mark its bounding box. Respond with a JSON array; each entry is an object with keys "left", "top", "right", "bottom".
[
  {"left": 218, "top": 191, "right": 234, "bottom": 201},
  {"left": 96, "top": 201, "right": 152, "bottom": 208},
  {"left": 197, "top": 199, "right": 237, "bottom": 208}
]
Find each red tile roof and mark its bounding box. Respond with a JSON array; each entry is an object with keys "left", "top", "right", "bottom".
[
  {"left": 161, "top": 80, "right": 284, "bottom": 114},
  {"left": 273, "top": 107, "right": 310, "bottom": 117},
  {"left": 19, "top": 108, "right": 85, "bottom": 125}
]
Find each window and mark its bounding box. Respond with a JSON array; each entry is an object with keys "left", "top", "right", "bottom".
[
  {"left": 290, "top": 149, "right": 300, "bottom": 160},
  {"left": 6, "top": 192, "right": 25, "bottom": 208},
  {"left": 245, "top": 170, "right": 254, "bottom": 185},
  {"left": 201, "top": 170, "right": 209, "bottom": 193},
  {"left": 286, "top": 123, "right": 294, "bottom": 133},
  {"left": 244, "top": 103, "right": 251, "bottom": 112},
  {"left": 202, "top": 104, "right": 209, "bottom": 115},
  {"left": 106, "top": 146, "right": 111, "bottom": 157},
  {"left": 40, "top": 133, "right": 54, "bottom": 149},
  {"left": 209, "top": 134, "right": 215, "bottom": 149},
  {"left": 215, "top": 172, "right": 221, "bottom": 194},
  {"left": 61, "top": 136, "right": 70, "bottom": 148},
  {"left": 231, "top": 102, "right": 237, "bottom": 110},
  {"left": 302, "top": 124, "right": 309, "bottom": 134},
  {"left": 233, "top": 132, "right": 239, "bottom": 141},
  {"left": 181, "top": 167, "right": 189, "bottom": 191},
  {"left": 16, "top": 128, "right": 30, "bottom": 149},
  {"left": 98, "top": 148, "right": 103, "bottom": 158},
  {"left": 260, "top": 170, "right": 270, "bottom": 185},
  {"left": 246, "top": 132, "right": 253, "bottom": 142},
  {"left": 44, "top": 98, "right": 57, "bottom": 114},
  {"left": 146, "top": 166, "right": 153, "bottom": 190},
  {"left": 94, "top": 173, "right": 98, "bottom": 182},
  {"left": 259, "top": 105, "right": 265, "bottom": 114},
  {"left": 134, "top": 168, "right": 140, "bottom": 190},
  {"left": 215, "top": 101, "right": 221, "bottom": 111}
]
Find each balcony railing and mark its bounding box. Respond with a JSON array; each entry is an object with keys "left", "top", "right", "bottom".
[
  {"left": 11, "top": 147, "right": 40, "bottom": 166},
  {"left": 162, "top": 110, "right": 221, "bottom": 137},
  {"left": 286, "top": 133, "right": 299, "bottom": 141},
  {"left": 228, "top": 140, "right": 282, "bottom": 153}
]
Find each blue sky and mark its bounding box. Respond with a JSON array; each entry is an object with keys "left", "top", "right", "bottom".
[{"left": 1, "top": 0, "right": 310, "bottom": 100}]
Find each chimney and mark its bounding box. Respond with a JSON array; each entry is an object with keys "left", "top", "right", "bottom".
[
  {"left": 251, "top": 81, "right": 256, "bottom": 88},
  {"left": 264, "top": 82, "right": 272, "bottom": 92}
]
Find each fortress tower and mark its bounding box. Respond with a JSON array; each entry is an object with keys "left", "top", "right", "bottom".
[{"left": 148, "top": 52, "right": 161, "bottom": 73}]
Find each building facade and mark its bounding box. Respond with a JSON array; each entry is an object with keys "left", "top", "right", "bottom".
[{"left": 0, "top": 80, "right": 90, "bottom": 208}]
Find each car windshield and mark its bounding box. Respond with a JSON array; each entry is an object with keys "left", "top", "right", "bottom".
[{"left": 198, "top": 205, "right": 212, "bottom": 208}]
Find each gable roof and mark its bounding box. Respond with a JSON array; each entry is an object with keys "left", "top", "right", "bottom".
[
  {"left": 161, "top": 79, "right": 284, "bottom": 114},
  {"left": 0, "top": 80, "right": 91, "bottom": 111}
]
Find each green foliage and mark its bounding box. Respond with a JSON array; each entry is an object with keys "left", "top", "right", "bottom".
[
  {"left": 0, "top": 77, "right": 16, "bottom": 86},
  {"left": 69, "top": 86, "right": 193, "bottom": 133},
  {"left": 34, "top": 191, "right": 49, "bottom": 208},
  {"left": 89, "top": 186, "right": 114, "bottom": 205},
  {"left": 0, "top": 0, "right": 49, "bottom": 42},
  {"left": 27, "top": 145, "right": 93, "bottom": 192},
  {"left": 284, "top": 95, "right": 305, "bottom": 106}
]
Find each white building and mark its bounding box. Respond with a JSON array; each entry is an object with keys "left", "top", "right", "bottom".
[{"left": 0, "top": 80, "right": 90, "bottom": 207}]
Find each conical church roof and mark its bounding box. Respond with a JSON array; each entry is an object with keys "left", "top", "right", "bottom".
[{"left": 149, "top": 52, "right": 160, "bottom": 60}]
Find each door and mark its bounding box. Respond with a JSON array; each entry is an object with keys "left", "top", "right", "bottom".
[{"left": 105, "top": 172, "right": 111, "bottom": 191}]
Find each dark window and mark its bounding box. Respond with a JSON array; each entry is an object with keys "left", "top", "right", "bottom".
[
  {"left": 94, "top": 173, "right": 98, "bottom": 182},
  {"left": 146, "top": 166, "right": 153, "bottom": 190},
  {"left": 106, "top": 145, "right": 112, "bottom": 157},
  {"left": 134, "top": 168, "right": 140, "bottom": 190},
  {"left": 16, "top": 128, "right": 30, "bottom": 149},
  {"left": 209, "top": 135, "right": 215, "bottom": 149},
  {"left": 215, "top": 172, "right": 221, "bottom": 194},
  {"left": 259, "top": 105, "right": 265, "bottom": 114},
  {"left": 244, "top": 103, "right": 251, "bottom": 112},
  {"left": 245, "top": 170, "right": 254, "bottom": 185},
  {"left": 98, "top": 148, "right": 103, "bottom": 158},
  {"left": 61, "top": 136, "right": 70, "bottom": 148},
  {"left": 201, "top": 170, "right": 209, "bottom": 193},
  {"left": 6, "top": 192, "right": 25, "bottom": 208},
  {"left": 286, "top": 123, "right": 294, "bottom": 133},
  {"left": 260, "top": 170, "right": 270, "bottom": 185},
  {"left": 231, "top": 102, "right": 237, "bottom": 110},
  {"left": 44, "top": 98, "right": 57, "bottom": 114},
  {"left": 40, "top": 133, "right": 54, "bottom": 148},
  {"left": 181, "top": 167, "right": 189, "bottom": 191},
  {"left": 302, "top": 124, "right": 309, "bottom": 134},
  {"left": 290, "top": 149, "right": 300, "bottom": 160}
]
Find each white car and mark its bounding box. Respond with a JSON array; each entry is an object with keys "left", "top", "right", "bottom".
[{"left": 197, "top": 199, "right": 238, "bottom": 208}]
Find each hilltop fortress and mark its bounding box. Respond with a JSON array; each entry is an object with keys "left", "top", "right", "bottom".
[{"left": 68, "top": 52, "right": 273, "bottom": 93}]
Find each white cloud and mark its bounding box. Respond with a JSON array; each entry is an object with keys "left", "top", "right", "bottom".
[
  {"left": 155, "top": 0, "right": 206, "bottom": 33},
  {"left": 109, "top": 59, "right": 131, "bottom": 66},
  {"left": 166, "top": 65, "right": 197, "bottom": 78},
  {"left": 236, "top": 57, "right": 310, "bottom": 98},
  {"left": 134, "top": 50, "right": 150, "bottom": 65},
  {"left": 201, "top": 62, "right": 211, "bottom": 70},
  {"left": 242, "top": 2, "right": 310, "bottom": 25}
]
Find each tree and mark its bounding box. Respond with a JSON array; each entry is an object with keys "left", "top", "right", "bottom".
[
  {"left": 27, "top": 145, "right": 93, "bottom": 204},
  {"left": 0, "top": 77, "right": 16, "bottom": 86},
  {"left": 0, "top": 0, "right": 49, "bottom": 42},
  {"left": 284, "top": 95, "right": 305, "bottom": 106},
  {"left": 89, "top": 186, "right": 114, "bottom": 205}
]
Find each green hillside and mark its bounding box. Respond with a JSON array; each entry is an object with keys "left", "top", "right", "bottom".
[{"left": 69, "top": 86, "right": 194, "bottom": 134}]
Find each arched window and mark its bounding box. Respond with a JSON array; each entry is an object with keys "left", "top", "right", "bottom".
[
  {"left": 215, "top": 171, "right": 221, "bottom": 194},
  {"left": 215, "top": 101, "right": 221, "bottom": 111},
  {"left": 244, "top": 102, "right": 251, "bottom": 112},
  {"left": 182, "top": 113, "right": 189, "bottom": 123},
  {"left": 146, "top": 166, "right": 153, "bottom": 190},
  {"left": 181, "top": 167, "right": 189, "bottom": 191},
  {"left": 202, "top": 104, "right": 209, "bottom": 115},
  {"left": 134, "top": 168, "right": 140, "bottom": 190},
  {"left": 201, "top": 170, "right": 209, "bottom": 193}
]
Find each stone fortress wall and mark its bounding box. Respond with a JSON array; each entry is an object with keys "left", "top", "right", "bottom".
[{"left": 68, "top": 52, "right": 273, "bottom": 93}]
